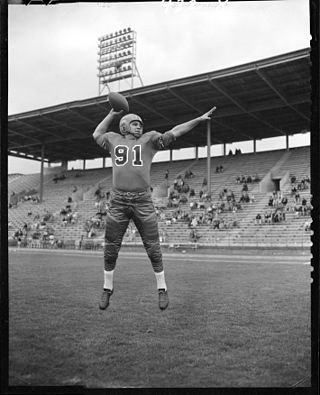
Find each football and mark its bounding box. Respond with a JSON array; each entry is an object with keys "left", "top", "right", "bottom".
[{"left": 108, "top": 91, "right": 129, "bottom": 113}]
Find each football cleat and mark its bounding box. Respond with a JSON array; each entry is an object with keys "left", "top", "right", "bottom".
[
  {"left": 158, "top": 289, "right": 169, "bottom": 310},
  {"left": 99, "top": 289, "right": 113, "bottom": 310}
]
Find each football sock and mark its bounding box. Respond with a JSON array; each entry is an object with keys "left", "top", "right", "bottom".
[
  {"left": 103, "top": 269, "right": 114, "bottom": 290},
  {"left": 154, "top": 271, "right": 167, "bottom": 291}
]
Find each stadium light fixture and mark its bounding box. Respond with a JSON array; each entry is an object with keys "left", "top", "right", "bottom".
[{"left": 98, "top": 27, "right": 143, "bottom": 94}]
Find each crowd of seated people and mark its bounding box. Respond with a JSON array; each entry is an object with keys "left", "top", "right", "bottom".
[
  {"left": 22, "top": 194, "right": 40, "bottom": 204},
  {"left": 84, "top": 217, "right": 103, "bottom": 238},
  {"left": 267, "top": 189, "right": 312, "bottom": 218},
  {"left": 255, "top": 208, "right": 286, "bottom": 225},
  {"left": 83, "top": 196, "right": 108, "bottom": 237},
  {"left": 215, "top": 165, "right": 224, "bottom": 173},
  {"left": 59, "top": 198, "right": 79, "bottom": 226},
  {"left": 290, "top": 175, "right": 310, "bottom": 192},
  {"left": 236, "top": 173, "right": 261, "bottom": 184},
  {"left": 11, "top": 213, "right": 57, "bottom": 247},
  {"left": 293, "top": 196, "right": 312, "bottom": 217}
]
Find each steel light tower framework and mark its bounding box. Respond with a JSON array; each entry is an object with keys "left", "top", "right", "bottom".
[{"left": 97, "top": 27, "right": 143, "bottom": 94}]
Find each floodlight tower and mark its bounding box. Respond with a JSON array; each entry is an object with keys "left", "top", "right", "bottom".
[{"left": 97, "top": 27, "right": 144, "bottom": 95}]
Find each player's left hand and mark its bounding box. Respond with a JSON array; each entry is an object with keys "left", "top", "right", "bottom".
[{"left": 199, "top": 107, "right": 217, "bottom": 121}]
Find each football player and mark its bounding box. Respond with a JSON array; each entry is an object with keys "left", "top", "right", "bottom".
[{"left": 93, "top": 106, "right": 216, "bottom": 310}]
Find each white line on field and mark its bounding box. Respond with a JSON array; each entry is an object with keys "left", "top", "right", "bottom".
[{"left": 8, "top": 248, "right": 311, "bottom": 265}]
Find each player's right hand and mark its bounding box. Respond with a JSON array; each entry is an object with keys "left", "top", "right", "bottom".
[{"left": 110, "top": 108, "right": 125, "bottom": 117}]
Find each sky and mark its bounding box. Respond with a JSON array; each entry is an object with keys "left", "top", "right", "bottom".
[{"left": 8, "top": 0, "right": 311, "bottom": 174}]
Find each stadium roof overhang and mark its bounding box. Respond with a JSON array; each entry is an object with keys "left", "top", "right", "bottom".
[{"left": 8, "top": 48, "right": 311, "bottom": 163}]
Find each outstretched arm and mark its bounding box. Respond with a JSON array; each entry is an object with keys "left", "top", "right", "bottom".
[
  {"left": 93, "top": 108, "right": 124, "bottom": 141},
  {"left": 169, "top": 107, "right": 216, "bottom": 139}
]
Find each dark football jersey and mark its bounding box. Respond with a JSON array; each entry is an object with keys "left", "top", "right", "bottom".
[{"left": 95, "top": 130, "right": 175, "bottom": 191}]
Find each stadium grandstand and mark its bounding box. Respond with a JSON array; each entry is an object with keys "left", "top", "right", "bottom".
[{"left": 8, "top": 48, "right": 312, "bottom": 251}]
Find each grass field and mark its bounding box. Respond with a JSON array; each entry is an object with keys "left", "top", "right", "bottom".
[{"left": 8, "top": 248, "right": 311, "bottom": 388}]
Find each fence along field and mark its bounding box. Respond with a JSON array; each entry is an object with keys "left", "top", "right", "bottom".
[{"left": 8, "top": 249, "right": 311, "bottom": 388}]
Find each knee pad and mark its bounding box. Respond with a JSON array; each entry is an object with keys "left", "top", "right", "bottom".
[
  {"left": 104, "top": 242, "right": 120, "bottom": 271},
  {"left": 144, "top": 240, "right": 163, "bottom": 273},
  {"left": 104, "top": 214, "right": 129, "bottom": 271}
]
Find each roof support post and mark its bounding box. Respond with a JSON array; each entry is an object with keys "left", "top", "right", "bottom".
[
  {"left": 102, "top": 157, "right": 106, "bottom": 168},
  {"left": 286, "top": 134, "right": 289, "bottom": 151},
  {"left": 170, "top": 149, "right": 173, "bottom": 162},
  {"left": 61, "top": 160, "right": 68, "bottom": 171},
  {"left": 207, "top": 120, "right": 211, "bottom": 196},
  {"left": 39, "top": 144, "right": 45, "bottom": 203},
  {"left": 223, "top": 143, "right": 226, "bottom": 156},
  {"left": 83, "top": 159, "right": 86, "bottom": 170},
  {"left": 253, "top": 139, "right": 256, "bottom": 154},
  {"left": 195, "top": 146, "right": 199, "bottom": 160}
]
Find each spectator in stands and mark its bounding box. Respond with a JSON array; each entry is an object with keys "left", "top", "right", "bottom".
[
  {"left": 242, "top": 183, "right": 248, "bottom": 192},
  {"left": 76, "top": 235, "right": 84, "bottom": 250},
  {"left": 255, "top": 213, "right": 262, "bottom": 225},
  {"left": 184, "top": 169, "right": 194, "bottom": 178},
  {"left": 56, "top": 239, "right": 64, "bottom": 248},
  {"left": 239, "top": 191, "right": 250, "bottom": 204},
  {"left": 202, "top": 177, "right": 207, "bottom": 187},
  {"left": 159, "top": 229, "right": 168, "bottom": 243},
  {"left": 94, "top": 184, "right": 103, "bottom": 200},
  {"left": 228, "top": 149, "right": 233, "bottom": 156},
  {"left": 190, "top": 201, "right": 197, "bottom": 210},
  {"left": 212, "top": 219, "right": 220, "bottom": 229},
  {"left": 189, "top": 188, "right": 195, "bottom": 197},
  {"left": 253, "top": 173, "right": 261, "bottom": 183},
  {"left": 301, "top": 197, "right": 308, "bottom": 215},
  {"left": 179, "top": 194, "right": 188, "bottom": 204},
  {"left": 189, "top": 229, "right": 200, "bottom": 243},
  {"left": 236, "top": 175, "right": 241, "bottom": 184},
  {"left": 33, "top": 213, "right": 40, "bottom": 221},
  {"left": 294, "top": 203, "right": 302, "bottom": 217},
  {"left": 165, "top": 169, "right": 169, "bottom": 180},
  {"left": 291, "top": 175, "right": 296, "bottom": 184},
  {"left": 304, "top": 220, "right": 311, "bottom": 231},
  {"left": 281, "top": 196, "right": 288, "bottom": 207},
  {"left": 264, "top": 210, "right": 272, "bottom": 224}
]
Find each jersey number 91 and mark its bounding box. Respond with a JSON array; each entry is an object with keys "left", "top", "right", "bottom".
[{"left": 114, "top": 145, "right": 143, "bottom": 167}]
